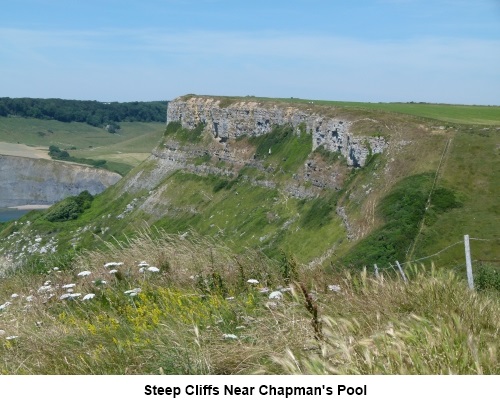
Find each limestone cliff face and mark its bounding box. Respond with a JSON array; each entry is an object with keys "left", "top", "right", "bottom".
[
  {"left": 0, "top": 155, "right": 121, "bottom": 207},
  {"left": 167, "top": 96, "right": 387, "bottom": 167}
]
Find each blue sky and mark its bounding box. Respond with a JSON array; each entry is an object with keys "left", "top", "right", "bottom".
[{"left": 1, "top": 0, "right": 499, "bottom": 104}]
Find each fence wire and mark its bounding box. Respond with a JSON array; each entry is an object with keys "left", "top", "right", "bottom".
[{"left": 373, "top": 236, "right": 499, "bottom": 272}]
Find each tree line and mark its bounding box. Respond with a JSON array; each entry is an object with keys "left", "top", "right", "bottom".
[{"left": 0, "top": 97, "right": 167, "bottom": 127}]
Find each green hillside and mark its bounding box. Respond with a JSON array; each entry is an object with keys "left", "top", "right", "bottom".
[
  {"left": 0, "top": 117, "right": 166, "bottom": 175},
  {"left": 0, "top": 96, "right": 499, "bottom": 375},
  {"left": 1, "top": 98, "right": 498, "bottom": 270}
]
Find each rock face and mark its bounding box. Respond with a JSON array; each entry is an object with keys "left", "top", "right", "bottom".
[
  {"left": 0, "top": 155, "right": 121, "bottom": 207},
  {"left": 167, "top": 96, "right": 387, "bottom": 167}
]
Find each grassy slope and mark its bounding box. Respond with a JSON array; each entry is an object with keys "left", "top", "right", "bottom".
[
  {"left": 414, "top": 127, "right": 500, "bottom": 267},
  {"left": 0, "top": 233, "right": 499, "bottom": 374},
  {"left": 0, "top": 99, "right": 498, "bottom": 269},
  {"left": 1, "top": 98, "right": 499, "bottom": 375}
]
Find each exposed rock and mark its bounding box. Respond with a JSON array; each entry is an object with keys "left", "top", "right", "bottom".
[
  {"left": 336, "top": 206, "right": 354, "bottom": 240},
  {"left": 167, "top": 96, "right": 387, "bottom": 167},
  {"left": 0, "top": 155, "right": 121, "bottom": 207}
]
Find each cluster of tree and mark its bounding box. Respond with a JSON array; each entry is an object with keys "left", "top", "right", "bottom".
[
  {"left": 0, "top": 98, "right": 167, "bottom": 127},
  {"left": 45, "top": 190, "right": 94, "bottom": 222}
]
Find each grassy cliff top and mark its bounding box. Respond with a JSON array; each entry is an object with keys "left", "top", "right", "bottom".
[{"left": 177, "top": 94, "right": 500, "bottom": 126}]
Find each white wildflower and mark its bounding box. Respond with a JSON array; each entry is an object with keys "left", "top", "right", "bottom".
[
  {"left": 222, "top": 334, "right": 238, "bottom": 340},
  {"left": 225, "top": 296, "right": 235, "bottom": 301},
  {"left": 53, "top": 267, "right": 59, "bottom": 271},
  {"left": 109, "top": 269, "right": 118, "bottom": 274},
  {"left": 59, "top": 293, "right": 71, "bottom": 300},
  {"left": 269, "top": 291, "right": 283, "bottom": 300},
  {"left": 43, "top": 280, "right": 52, "bottom": 286},
  {"left": 69, "top": 293, "right": 81, "bottom": 299},
  {"left": 43, "top": 294, "right": 55, "bottom": 302},
  {"left": 138, "top": 261, "right": 149, "bottom": 267},
  {"left": 259, "top": 287, "right": 270, "bottom": 293},
  {"left": 124, "top": 288, "right": 141, "bottom": 296},
  {"left": 328, "top": 284, "right": 341, "bottom": 292},
  {"left": 147, "top": 266, "right": 160, "bottom": 272},
  {"left": 104, "top": 262, "right": 124, "bottom": 268},
  {"left": 82, "top": 293, "right": 95, "bottom": 301},
  {"left": 6, "top": 336, "right": 19, "bottom": 340},
  {"left": 0, "top": 302, "right": 12, "bottom": 311},
  {"left": 62, "top": 283, "right": 76, "bottom": 289},
  {"left": 280, "top": 287, "right": 292, "bottom": 292},
  {"left": 247, "top": 279, "right": 259, "bottom": 284},
  {"left": 10, "top": 294, "right": 19, "bottom": 299},
  {"left": 37, "top": 285, "right": 52, "bottom": 293},
  {"left": 77, "top": 271, "right": 91, "bottom": 277},
  {"left": 25, "top": 295, "right": 34, "bottom": 302}
]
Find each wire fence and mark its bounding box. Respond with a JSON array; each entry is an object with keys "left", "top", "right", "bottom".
[{"left": 371, "top": 235, "right": 500, "bottom": 290}]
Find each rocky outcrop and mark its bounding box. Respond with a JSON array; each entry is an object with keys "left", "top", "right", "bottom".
[
  {"left": 167, "top": 96, "right": 387, "bottom": 167},
  {"left": 0, "top": 155, "right": 121, "bottom": 207}
]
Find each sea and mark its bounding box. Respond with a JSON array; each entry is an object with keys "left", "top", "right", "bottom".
[{"left": 0, "top": 208, "right": 33, "bottom": 223}]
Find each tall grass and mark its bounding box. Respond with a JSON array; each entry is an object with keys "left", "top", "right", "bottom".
[{"left": 0, "top": 231, "right": 499, "bottom": 374}]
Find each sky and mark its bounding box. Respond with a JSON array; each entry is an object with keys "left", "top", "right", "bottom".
[{"left": 1, "top": 0, "right": 499, "bottom": 104}]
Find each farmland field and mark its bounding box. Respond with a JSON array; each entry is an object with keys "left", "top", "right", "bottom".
[
  {"left": 209, "top": 95, "right": 500, "bottom": 125},
  {"left": 0, "top": 118, "right": 166, "bottom": 173}
]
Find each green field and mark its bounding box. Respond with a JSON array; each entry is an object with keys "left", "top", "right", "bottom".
[
  {"left": 191, "top": 95, "right": 500, "bottom": 125},
  {"left": 0, "top": 117, "right": 165, "bottom": 174}
]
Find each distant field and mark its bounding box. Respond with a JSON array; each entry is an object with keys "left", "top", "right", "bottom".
[
  {"left": 0, "top": 141, "right": 49, "bottom": 159},
  {"left": 0, "top": 118, "right": 166, "bottom": 173},
  {"left": 316, "top": 101, "right": 500, "bottom": 125},
  {"left": 206, "top": 95, "right": 500, "bottom": 125}
]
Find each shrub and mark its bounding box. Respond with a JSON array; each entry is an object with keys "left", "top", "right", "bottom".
[
  {"left": 164, "top": 121, "right": 205, "bottom": 143},
  {"left": 475, "top": 264, "right": 500, "bottom": 292},
  {"left": 342, "top": 173, "right": 432, "bottom": 268},
  {"left": 45, "top": 191, "right": 94, "bottom": 222}
]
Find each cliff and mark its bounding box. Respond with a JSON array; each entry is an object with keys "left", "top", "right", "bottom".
[
  {"left": 167, "top": 96, "right": 387, "bottom": 167},
  {"left": 0, "top": 155, "right": 121, "bottom": 207},
  {"left": 1, "top": 95, "right": 487, "bottom": 270},
  {"left": 120, "top": 96, "right": 390, "bottom": 200}
]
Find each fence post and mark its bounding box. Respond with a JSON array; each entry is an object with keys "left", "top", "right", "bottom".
[
  {"left": 395, "top": 261, "right": 408, "bottom": 283},
  {"left": 464, "top": 234, "right": 474, "bottom": 290},
  {"left": 374, "top": 264, "right": 379, "bottom": 278}
]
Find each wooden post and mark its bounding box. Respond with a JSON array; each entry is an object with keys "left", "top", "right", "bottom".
[
  {"left": 395, "top": 261, "right": 408, "bottom": 283},
  {"left": 374, "top": 264, "right": 379, "bottom": 278},
  {"left": 464, "top": 234, "right": 474, "bottom": 290}
]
